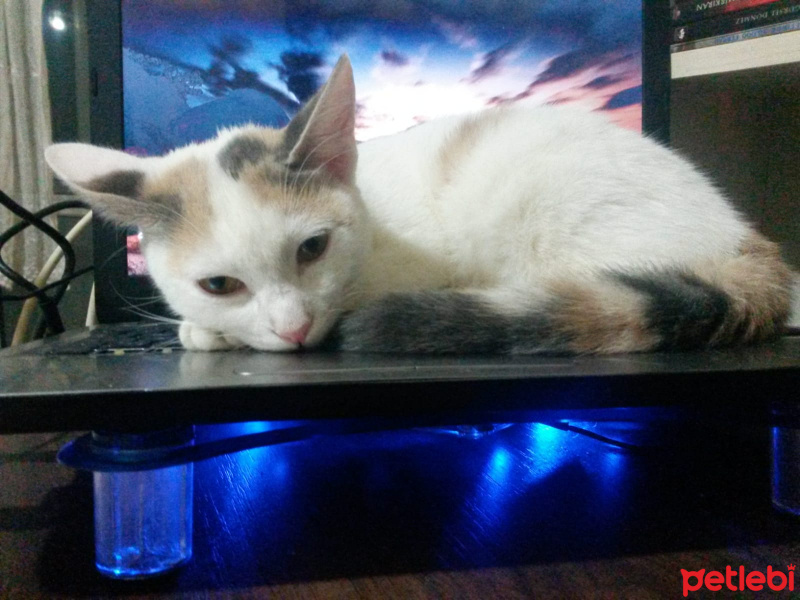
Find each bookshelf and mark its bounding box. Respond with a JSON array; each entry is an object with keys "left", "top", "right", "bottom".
[{"left": 670, "top": 6, "right": 800, "bottom": 268}]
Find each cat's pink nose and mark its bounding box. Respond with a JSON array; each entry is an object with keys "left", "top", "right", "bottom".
[{"left": 277, "top": 321, "right": 312, "bottom": 345}]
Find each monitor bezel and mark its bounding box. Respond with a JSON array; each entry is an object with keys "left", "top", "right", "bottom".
[{"left": 85, "top": 0, "right": 671, "bottom": 324}]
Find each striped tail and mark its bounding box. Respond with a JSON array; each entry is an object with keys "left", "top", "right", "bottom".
[{"left": 334, "top": 234, "right": 793, "bottom": 354}]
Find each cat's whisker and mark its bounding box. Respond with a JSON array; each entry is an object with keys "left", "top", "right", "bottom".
[
  {"left": 112, "top": 291, "right": 182, "bottom": 327},
  {"left": 298, "top": 149, "right": 353, "bottom": 201},
  {"left": 291, "top": 129, "right": 352, "bottom": 190},
  {"left": 291, "top": 129, "right": 344, "bottom": 177},
  {"left": 92, "top": 243, "right": 129, "bottom": 274},
  {"left": 150, "top": 334, "right": 182, "bottom": 350},
  {"left": 122, "top": 295, "right": 167, "bottom": 307},
  {"left": 123, "top": 307, "right": 182, "bottom": 327}
]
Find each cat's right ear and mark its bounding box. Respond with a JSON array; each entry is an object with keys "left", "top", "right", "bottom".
[
  {"left": 45, "top": 144, "right": 157, "bottom": 227},
  {"left": 281, "top": 55, "right": 357, "bottom": 186}
]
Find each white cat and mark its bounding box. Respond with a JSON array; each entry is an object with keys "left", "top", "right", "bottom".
[{"left": 45, "top": 56, "right": 793, "bottom": 354}]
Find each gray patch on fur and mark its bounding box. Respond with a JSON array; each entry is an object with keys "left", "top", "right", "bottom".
[
  {"left": 80, "top": 171, "right": 184, "bottom": 229},
  {"left": 218, "top": 136, "right": 268, "bottom": 179},
  {"left": 616, "top": 271, "right": 731, "bottom": 350},
  {"left": 329, "top": 291, "right": 570, "bottom": 355},
  {"left": 85, "top": 170, "right": 144, "bottom": 198}
]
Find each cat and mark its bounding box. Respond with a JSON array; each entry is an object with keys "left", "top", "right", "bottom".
[{"left": 45, "top": 55, "right": 794, "bottom": 354}]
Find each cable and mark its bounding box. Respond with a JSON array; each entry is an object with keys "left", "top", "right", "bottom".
[
  {"left": 0, "top": 194, "right": 84, "bottom": 291},
  {"left": 86, "top": 283, "right": 97, "bottom": 327},
  {"left": 12, "top": 210, "right": 92, "bottom": 345},
  {"left": 0, "top": 265, "right": 93, "bottom": 300},
  {"left": 537, "top": 420, "right": 648, "bottom": 452},
  {"left": 0, "top": 187, "right": 92, "bottom": 340}
]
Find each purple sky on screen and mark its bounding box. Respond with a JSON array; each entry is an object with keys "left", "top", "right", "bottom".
[{"left": 121, "top": 0, "right": 643, "bottom": 157}]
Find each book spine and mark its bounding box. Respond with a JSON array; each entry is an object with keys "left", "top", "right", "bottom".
[
  {"left": 671, "top": 16, "right": 800, "bottom": 51},
  {"left": 673, "top": 0, "right": 781, "bottom": 24},
  {"left": 672, "top": 0, "right": 800, "bottom": 42}
]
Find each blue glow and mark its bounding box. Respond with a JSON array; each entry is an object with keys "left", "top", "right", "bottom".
[
  {"left": 94, "top": 464, "right": 193, "bottom": 579},
  {"left": 485, "top": 447, "right": 513, "bottom": 485},
  {"left": 197, "top": 422, "right": 292, "bottom": 511},
  {"left": 603, "top": 450, "right": 624, "bottom": 472},
  {"left": 772, "top": 426, "right": 800, "bottom": 515},
  {"left": 599, "top": 450, "right": 626, "bottom": 493},
  {"left": 224, "top": 421, "right": 275, "bottom": 436},
  {"left": 96, "top": 543, "right": 192, "bottom": 580},
  {"left": 523, "top": 422, "right": 569, "bottom": 484}
]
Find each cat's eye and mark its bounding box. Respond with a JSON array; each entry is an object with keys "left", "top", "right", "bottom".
[
  {"left": 297, "top": 232, "right": 330, "bottom": 264},
  {"left": 197, "top": 276, "right": 245, "bottom": 295}
]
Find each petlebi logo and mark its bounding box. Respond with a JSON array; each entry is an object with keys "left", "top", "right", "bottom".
[{"left": 681, "top": 564, "right": 795, "bottom": 596}]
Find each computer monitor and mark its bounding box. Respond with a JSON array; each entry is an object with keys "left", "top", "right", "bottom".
[{"left": 54, "top": 0, "right": 671, "bottom": 323}]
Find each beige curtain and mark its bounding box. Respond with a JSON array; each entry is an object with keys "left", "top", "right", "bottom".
[{"left": 0, "top": 0, "right": 53, "bottom": 286}]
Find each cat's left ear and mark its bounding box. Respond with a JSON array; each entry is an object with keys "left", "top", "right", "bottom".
[
  {"left": 44, "top": 144, "right": 163, "bottom": 228},
  {"left": 281, "top": 55, "right": 357, "bottom": 186}
]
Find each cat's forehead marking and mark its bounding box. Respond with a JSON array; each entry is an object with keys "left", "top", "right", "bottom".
[
  {"left": 218, "top": 135, "right": 270, "bottom": 180},
  {"left": 240, "top": 163, "right": 350, "bottom": 221},
  {"left": 224, "top": 137, "right": 350, "bottom": 220},
  {"left": 214, "top": 127, "right": 351, "bottom": 220},
  {"left": 216, "top": 127, "right": 285, "bottom": 179}
]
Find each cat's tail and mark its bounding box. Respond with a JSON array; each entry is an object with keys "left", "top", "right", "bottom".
[{"left": 334, "top": 234, "right": 793, "bottom": 354}]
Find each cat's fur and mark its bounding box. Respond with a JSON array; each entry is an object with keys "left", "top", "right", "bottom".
[{"left": 45, "top": 56, "right": 794, "bottom": 354}]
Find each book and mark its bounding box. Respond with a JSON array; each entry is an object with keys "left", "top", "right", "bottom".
[
  {"left": 672, "top": 0, "right": 800, "bottom": 42},
  {"left": 671, "top": 24, "right": 800, "bottom": 71},
  {"left": 673, "top": 0, "right": 781, "bottom": 23}
]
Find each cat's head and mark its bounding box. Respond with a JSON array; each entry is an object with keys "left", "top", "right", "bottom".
[{"left": 45, "top": 55, "right": 369, "bottom": 350}]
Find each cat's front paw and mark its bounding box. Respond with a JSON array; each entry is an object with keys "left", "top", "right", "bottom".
[{"left": 179, "top": 321, "right": 242, "bottom": 351}]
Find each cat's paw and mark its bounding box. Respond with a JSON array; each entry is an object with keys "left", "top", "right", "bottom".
[{"left": 178, "top": 321, "right": 242, "bottom": 351}]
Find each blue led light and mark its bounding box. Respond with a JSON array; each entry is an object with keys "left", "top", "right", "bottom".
[
  {"left": 523, "top": 422, "right": 569, "bottom": 483},
  {"left": 772, "top": 426, "right": 800, "bottom": 515},
  {"left": 196, "top": 422, "right": 292, "bottom": 520},
  {"left": 94, "top": 463, "right": 193, "bottom": 579},
  {"left": 485, "top": 447, "right": 513, "bottom": 485}
]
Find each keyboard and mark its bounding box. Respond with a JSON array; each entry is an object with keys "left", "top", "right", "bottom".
[{"left": 8, "top": 322, "right": 182, "bottom": 355}]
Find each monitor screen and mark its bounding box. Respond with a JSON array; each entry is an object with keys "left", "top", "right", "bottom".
[
  {"left": 120, "top": 0, "right": 647, "bottom": 275},
  {"left": 122, "top": 0, "right": 645, "bottom": 152}
]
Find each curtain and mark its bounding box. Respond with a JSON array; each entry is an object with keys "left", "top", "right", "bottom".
[{"left": 0, "top": 0, "right": 53, "bottom": 286}]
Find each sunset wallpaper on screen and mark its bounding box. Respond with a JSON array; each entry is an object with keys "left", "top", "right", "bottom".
[{"left": 122, "top": 0, "right": 643, "bottom": 152}]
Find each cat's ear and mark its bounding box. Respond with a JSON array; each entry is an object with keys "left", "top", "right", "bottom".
[
  {"left": 281, "top": 55, "right": 357, "bottom": 186},
  {"left": 45, "top": 144, "right": 159, "bottom": 227}
]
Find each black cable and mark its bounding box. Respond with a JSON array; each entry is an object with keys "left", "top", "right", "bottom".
[
  {"left": 0, "top": 265, "right": 93, "bottom": 300},
  {"left": 0, "top": 188, "right": 91, "bottom": 337},
  {"left": 0, "top": 193, "right": 83, "bottom": 289},
  {"left": 0, "top": 193, "right": 72, "bottom": 334},
  {"left": 540, "top": 420, "right": 647, "bottom": 452}
]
